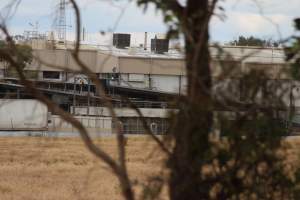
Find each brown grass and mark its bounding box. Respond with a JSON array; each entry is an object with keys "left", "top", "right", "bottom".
[
  {"left": 0, "top": 136, "right": 300, "bottom": 200},
  {"left": 0, "top": 136, "right": 167, "bottom": 200}
]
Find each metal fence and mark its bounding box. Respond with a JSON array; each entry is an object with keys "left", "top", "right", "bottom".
[
  {"left": 117, "top": 117, "right": 169, "bottom": 135},
  {"left": 49, "top": 115, "right": 112, "bottom": 134}
]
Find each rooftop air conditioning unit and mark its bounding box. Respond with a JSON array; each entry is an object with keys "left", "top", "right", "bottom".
[
  {"left": 151, "top": 36, "right": 169, "bottom": 54},
  {"left": 113, "top": 33, "right": 131, "bottom": 49}
]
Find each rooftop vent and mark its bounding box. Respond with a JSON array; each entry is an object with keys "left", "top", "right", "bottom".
[
  {"left": 151, "top": 36, "right": 169, "bottom": 54},
  {"left": 113, "top": 33, "right": 131, "bottom": 49}
]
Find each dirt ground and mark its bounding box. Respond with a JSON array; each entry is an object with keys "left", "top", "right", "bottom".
[{"left": 0, "top": 136, "right": 167, "bottom": 200}]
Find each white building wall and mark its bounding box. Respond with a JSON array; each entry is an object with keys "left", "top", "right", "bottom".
[
  {"left": 117, "top": 73, "right": 186, "bottom": 94},
  {"left": 119, "top": 73, "right": 150, "bottom": 89},
  {"left": 150, "top": 75, "right": 180, "bottom": 93}
]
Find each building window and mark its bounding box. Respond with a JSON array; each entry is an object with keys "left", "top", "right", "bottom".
[{"left": 43, "top": 71, "right": 60, "bottom": 79}]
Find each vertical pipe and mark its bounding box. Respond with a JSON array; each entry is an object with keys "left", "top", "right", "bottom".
[
  {"left": 179, "top": 75, "right": 181, "bottom": 95},
  {"left": 144, "top": 32, "right": 148, "bottom": 50},
  {"left": 17, "top": 89, "right": 20, "bottom": 99},
  {"left": 82, "top": 27, "right": 85, "bottom": 41},
  {"left": 148, "top": 74, "right": 151, "bottom": 89},
  {"left": 11, "top": 119, "right": 13, "bottom": 130}
]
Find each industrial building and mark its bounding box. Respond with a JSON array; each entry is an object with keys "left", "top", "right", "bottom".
[{"left": 0, "top": 32, "right": 298, "bottom": 134}]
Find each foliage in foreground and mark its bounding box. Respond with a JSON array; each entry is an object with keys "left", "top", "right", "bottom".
[
  {"left": 285, "top": 18, "right": 300, "bottom": 80},
  {"left": 136, "top": 2, "right": 300, "bottom": 199}
]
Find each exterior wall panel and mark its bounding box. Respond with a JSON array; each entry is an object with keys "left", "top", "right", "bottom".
[
  {"left": 151, "top": 59, "right": 185, "bottom": 75},
  {"left": 96, "top": 52, "right": 119, "bottom": 73},
  {"left": 29, "top": 49, "right": 68, "bottom": 71},
  {"left": 28, "top": 50, "right": 119, "bottom": 73},
  {"left": 119, "top": 57, "right": 151, "bottom": 74},
  {"left": 69, "top": 50, "right": 97, "bottom": 71},
  {"left": 119, "top": 57, "right": 185, "bottom": 75},
  {"left": 151, "top": 75, "right": 180, "bottom": 93}
]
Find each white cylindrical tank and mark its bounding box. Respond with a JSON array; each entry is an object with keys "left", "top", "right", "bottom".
[{"left": 0, "top": 99, "right": 48, "bottom": 130}]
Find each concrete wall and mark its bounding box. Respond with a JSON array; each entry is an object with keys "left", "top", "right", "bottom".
[
  {"left": 69, "top": 50, "right": 97, "bottom": 71},
  {"left": 29, "top": 49, "right": 68, "bottom": 71},
  {"left": 16, "top": 47, "right": 292, "bottom": 85},
  {"left": 2, "top": 46, "right": 289, "bottom": 77},
  {"left": 119, "top": 74, "right": 149, "bottom": 89},
  {"left": 96, "top": 52, "right": 119, "bottom": 73},
  {"left": 49, "top": 115, "right": 112, "bottom": 134},
  {"left": 71, "top": 106, "right": 174, "bottom": 118},
  {"left": 3, "top": 47, "right": 293, "bottom": 98},
  {"left": 118, "top": 73, "right": 187, "bottom": 94},
  {"left": 118, "top": 57, "right": 185, "bottom": 75},
  {"left": 151, "top": 58, "right": 185, "bottom": 75},
  {"left": 27, "top": 50, "right": 118, "bottom": 74},
  {"left": 0, "top": 99, "right": 48, "bottom": 130},
  {"left": 119, "top": 57, "right": 151, "bottom": 74},
  {"left": 151, "top": 75, "right": 180, "bottom": 93}
]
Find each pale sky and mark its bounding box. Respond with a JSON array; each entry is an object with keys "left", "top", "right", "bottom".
[{"left": 0, "top": 0, "right": 299, "bottom": 44}]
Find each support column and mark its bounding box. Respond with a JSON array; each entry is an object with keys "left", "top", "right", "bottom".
[
  {"left": 17, "top": 89, "right": 20, "bottom": 99},
  {"left": 87, "top": 79, "right": 90, "bottom": 116},
  {"left": 73, "top": 79, "right": 76, "bottom": 115}
]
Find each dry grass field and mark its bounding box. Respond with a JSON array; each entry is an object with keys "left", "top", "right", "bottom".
[
  {"left": 0, "top": 136, "right": 167, "bottom": 200},
  {"left": 0, "top": 136, "right": 300, "bottom": 200}
]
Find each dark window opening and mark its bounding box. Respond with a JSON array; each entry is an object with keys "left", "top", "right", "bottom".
[{"left": 43, "top": 71, "right": 60, "bottom": 79}]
